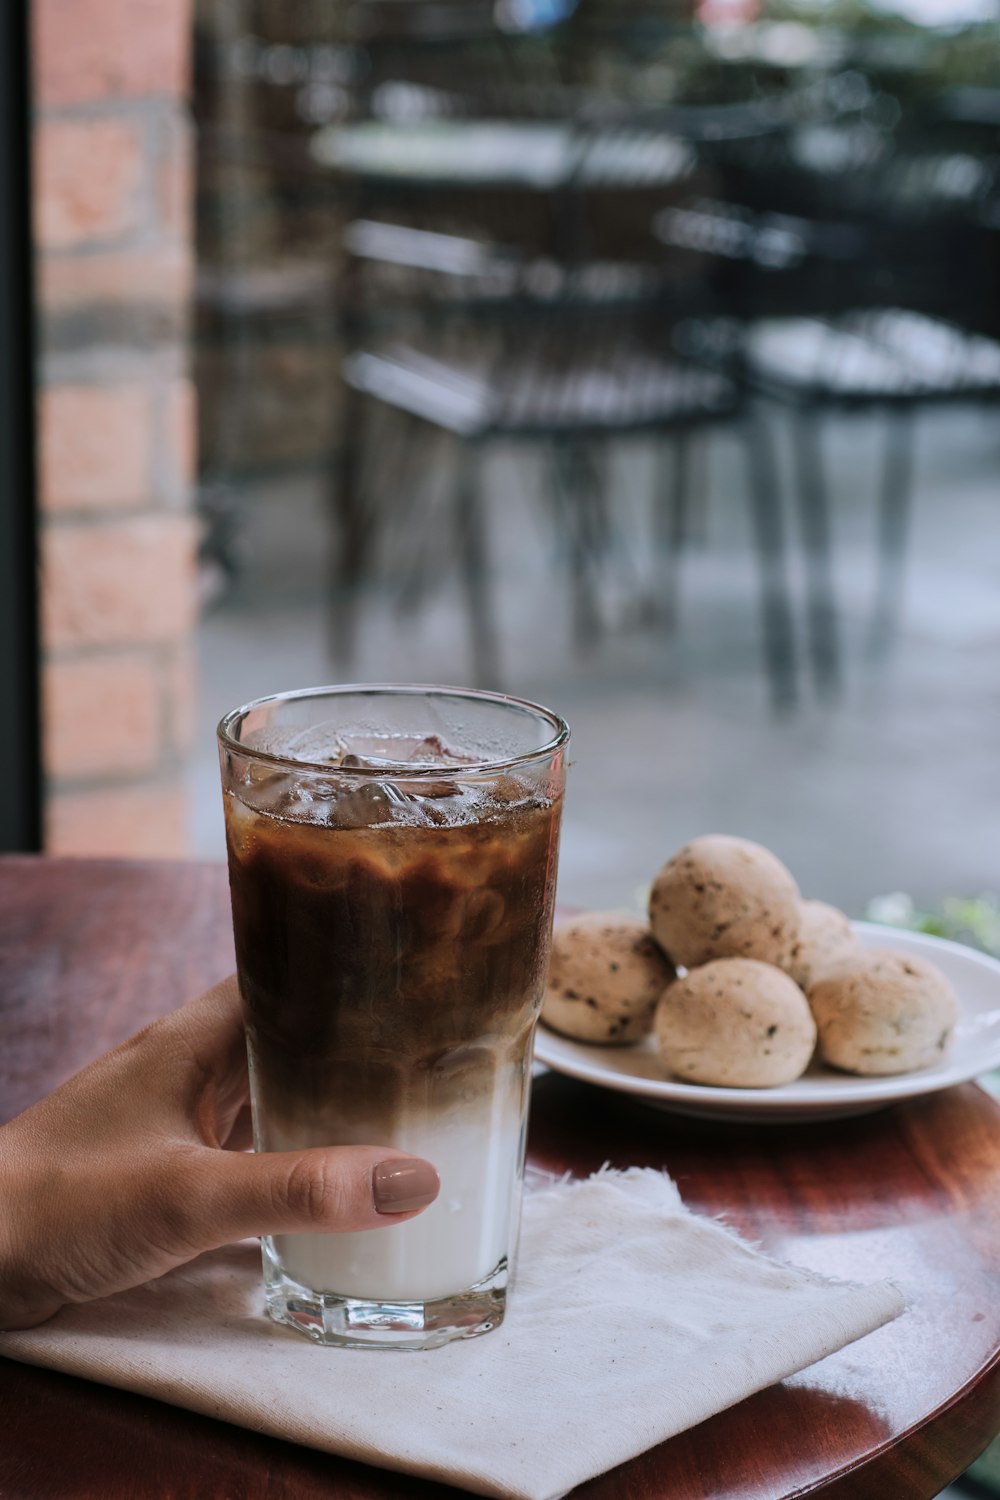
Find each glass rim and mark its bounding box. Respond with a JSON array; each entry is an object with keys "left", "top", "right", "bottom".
[{"left": 216, "top": 682, "right": 570, "bottom": 779}]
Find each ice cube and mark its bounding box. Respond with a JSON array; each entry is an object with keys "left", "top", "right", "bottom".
[
  {"left": 222, "top": 788, "right": 257, "bottom": 855},
  {"left": 339, "top": 733, "right": 472, "bottom": 770},
  {"left": 335, "top": 734, "right": 425, "bottom": 769},
  {"left": 240, "top": 766, "right": 298, "bottom": 816},
  {"left": 338, "top": 750, "right": 421, "bottom": 774},
  {"left": 263, "top": 726, "right": 349, "bottom": 766},
  {"left": 329, "top": 780, "right": 409, "bottom": 829},
  {"left": 341, "top": 744, "right": 469, "bottom": 805},
  {"left": 403, "top": 733, "right": 470, "bottom": 766}
]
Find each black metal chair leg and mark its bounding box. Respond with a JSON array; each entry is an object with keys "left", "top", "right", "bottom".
[
  {"left": 741, "top": 411, "right": 798, "bottom": 711},
  {"left": 390, "top": 419, "right": 446, "bottom": 617},
  {"left": 577, "top": 441, "right": 612, "bottom": 555},
  {"left": 577, "top": 441, "right": 611, "bottom": 639},
  {"left": 330, "top": 384, "right": 366, "bottom": 671},
  {"left": 655, "top": 428, "right": 692, "bottom": 630},
  {"left": 792, "top": 410, "right": 841, "bottom": 698},
  {"left": 453, "top": 443, "right": 501, "bottom": 689},
  {"left": 870, "top": 405, "right": 916, "bottom": 659},
  {"left": 550, "top": 440, "right": 602, "bottom": 649},
  {"left": 687, "top": 429, "right": 710, "bottom": 547}
]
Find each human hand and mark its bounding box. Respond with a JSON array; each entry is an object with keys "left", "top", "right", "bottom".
[{"left": 0, "top": 976, "right": 439, "bottom": 1330}]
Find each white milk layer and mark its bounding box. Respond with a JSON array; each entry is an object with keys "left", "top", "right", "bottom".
[{"left": 267, "top": 1098, "right": 526, "bottom": 1302}]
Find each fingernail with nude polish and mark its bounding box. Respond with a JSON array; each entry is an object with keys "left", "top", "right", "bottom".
[{"left": 373, "top": 1157, "right": 441, "bottom": 1215}]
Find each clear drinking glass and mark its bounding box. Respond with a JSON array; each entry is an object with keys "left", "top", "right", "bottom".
[{"left": 217, "top": 685, "right": 568, "bottom": 1349}]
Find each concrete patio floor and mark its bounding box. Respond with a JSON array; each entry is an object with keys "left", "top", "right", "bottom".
[{"left": 192, "top": 401, "right": 1000, "bottom": 925}]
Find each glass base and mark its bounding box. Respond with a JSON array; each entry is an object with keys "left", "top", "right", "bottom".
[{"left": 262, "top": 1245, "right": 508, "bottom": 1349}]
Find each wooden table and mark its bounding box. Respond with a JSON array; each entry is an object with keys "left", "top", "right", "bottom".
[{"left": 2, "top": 856, "right": 999, "bottom": 1499}]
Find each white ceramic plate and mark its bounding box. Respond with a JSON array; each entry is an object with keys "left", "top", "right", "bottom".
[{"left": 534, "top": 922, "right": 1000, "bottom": 1122}]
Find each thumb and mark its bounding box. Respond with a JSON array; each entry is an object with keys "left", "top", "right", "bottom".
[{"left": 185, "top": 1146, "right": 440, "bottom": 1249}]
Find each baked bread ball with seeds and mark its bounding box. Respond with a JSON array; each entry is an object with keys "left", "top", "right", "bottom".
[
  {"left": 808, "top": 950, "right": 958, "bottom": 1076},
  {"left": 648, "top": 835, "right": 801, "bottom": 970},
  {"left": 655, "top": 958, "right": 817, "bottom": 1088},
  {"left": 786, "top": 900, "right": 858, "bottom": 990},
  {"left": 542, "top": 913, "right": 675, "bottom": 1044}
]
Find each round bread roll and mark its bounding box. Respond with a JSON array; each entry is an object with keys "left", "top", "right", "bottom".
[
  {"left": 809, "top": 950, "right": 958, "bottom": 1076},
  {"left": 786, "top": 900, "right": 858, "bottom": 990},
  {"left": 655, "top": 958, "right": 816, "bottom": 1088},
  {"left": 648, "top": 835, "right": 801, "bottom": 969},
  {"left": 542, "top": 913, "right": 675, "bottom": 1044}
]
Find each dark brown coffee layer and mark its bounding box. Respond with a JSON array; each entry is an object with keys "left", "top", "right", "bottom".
[{"left": 225, "top": 786, "right": 562, "bottom": 1127}]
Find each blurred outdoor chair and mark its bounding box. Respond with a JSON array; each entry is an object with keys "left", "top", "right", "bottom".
[
  {"left": 678, "top": 308, "right": 1000, "bottom": 688},
  {"left": 332, "top": 218, "right": 797, "bottom": 705},
  {"left": 655, "top": 152, "right": 1000, "bottom": 690},
  {"left": 654, "top": 192, "right": 871, "bottom": 696},
  {"left": 318, "top": 78, "right": 809, "bottom": 700}
]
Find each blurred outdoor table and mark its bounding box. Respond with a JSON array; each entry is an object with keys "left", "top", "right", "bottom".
[
  {"left": 1, "top": 855, "right": 1000, "bottom": 1499},
  {"left": 310, "top": 119, "right": 695, "bottom": 189}
]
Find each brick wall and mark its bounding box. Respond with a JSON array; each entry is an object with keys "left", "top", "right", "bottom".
[{"left": 33, "top": 0, "right": 198, "bottom": 856}]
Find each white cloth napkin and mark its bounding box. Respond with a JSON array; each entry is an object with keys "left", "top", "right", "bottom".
[{"left": 0, "top": 1167, "right": 904, "bottom": 1500}]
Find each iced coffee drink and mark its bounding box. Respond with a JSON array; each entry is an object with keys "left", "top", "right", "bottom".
[{"left": 218, "top": 686, "right": 567, "bottom": 1348}]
